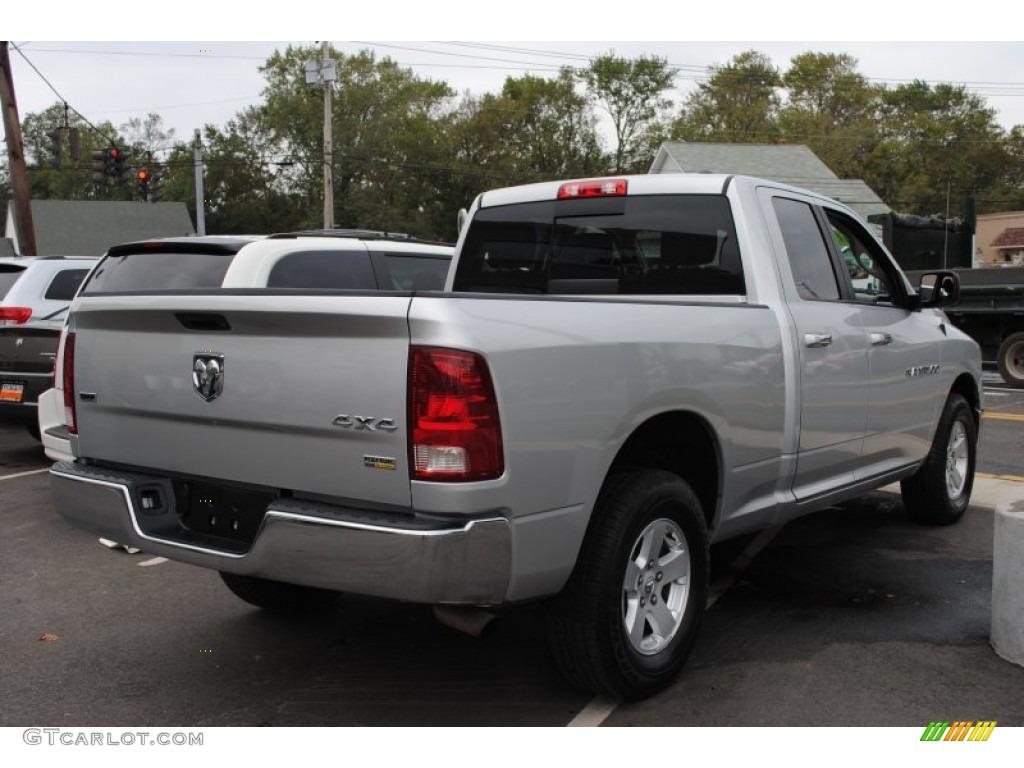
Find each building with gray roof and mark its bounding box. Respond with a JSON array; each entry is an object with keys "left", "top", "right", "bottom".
[
  {"left": 649, "top": 142, "right": 890, "bottom": 220},
  {"left": 4, "top": 200, "right": 195, "bottom": 256}
]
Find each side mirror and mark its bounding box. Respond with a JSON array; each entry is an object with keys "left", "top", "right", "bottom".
[{"left": 916, "top": 270, "right": 960, "bottom": 309}]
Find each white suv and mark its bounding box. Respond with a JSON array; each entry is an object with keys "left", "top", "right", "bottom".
[
  {"left": 1, "top": 258, "right": 98, "bottom": 444},
  {"left": 0, "top": 256, "right": 98, "bottom": 325},
  {"left": 220, "top": 229, "right": 453, "bottom": 290}
]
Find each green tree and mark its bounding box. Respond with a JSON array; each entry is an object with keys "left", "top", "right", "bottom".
[
  {"left": 779, "top": 52, "right": 883, "bottom": 178},
  {"left": 429, "top": 72, "right": 608, "bottom": 238},
  {"left": 161, "top": 109, "right": 305, "bottom": 235},
  {"left": 579, "top": 52, "right": 677, "bottom": 173},
  {"left": 490, "top": 70, "right": 605, "bottom": 181},
  {"left": 450, "top": 71, "right": 604, "bottom": 185},
  {"left": 431, "top": 94, "right": 523, "bottom": 236},
  {"left": 20, "top": 102, "right": 132, "bottom": 201},
  {"left": 982, "top": 125, "right": 1024, "bottom": 212},
  {"left": 259, "top": 45, "right": 454, "bottom": 237},
  {"left": 868, "top": 81, "right": 1008, "bottom": 215},
  {"left": 673, "top": 50, "right": 782, "bottom": 143}
]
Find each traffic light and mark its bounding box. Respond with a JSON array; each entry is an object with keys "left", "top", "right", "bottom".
[
  {"left": 136, "top": 167, "right": 149, "bottom": 201},
  {"left": 106, "top": 148, "right": 121, "bottom": 178},
  {"left": 110, "top": 148, "right": 127, "bottom": 181},
  {"left": 91, "top": 148, "right": 109, "bottom": 183}
]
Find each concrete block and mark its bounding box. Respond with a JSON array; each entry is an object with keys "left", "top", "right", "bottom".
[{"left": 991, "top": 499, "right": 1024, "bottom": 667}]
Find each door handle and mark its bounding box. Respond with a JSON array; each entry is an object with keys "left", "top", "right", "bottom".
[
  {"left": 804, "top": 332, "right": 833, "bottom": 349},
  {"left": 870, "top": 332, "right": 893, "bottom": 347}
]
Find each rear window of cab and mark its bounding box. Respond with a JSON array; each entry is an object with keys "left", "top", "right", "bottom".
[{"left": 454, "top": 194, "right": 744, "bottom": 296}]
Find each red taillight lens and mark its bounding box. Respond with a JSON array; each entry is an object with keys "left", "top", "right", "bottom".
[
  {"left": 0, "top": 306, "right": 32, "bottom": 324},
  {"left": 63, "top": 332, "right": 77, "bottom": 435},
  {"left": 557, "top": 179, "right": 627, "bottom": 199},
  {"left": 409, "top": 346, "right": 503, "bottom": 482}
]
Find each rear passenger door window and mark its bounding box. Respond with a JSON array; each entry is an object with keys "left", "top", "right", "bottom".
[
  {"left": 771, "top": 198, "right": 841, "bottom": 301},
  {"left": 44, "top": 269, "right": 90, "bottom": 301},
  {"left": 266, "top": 250, "right": 377, "bottom": 290}
]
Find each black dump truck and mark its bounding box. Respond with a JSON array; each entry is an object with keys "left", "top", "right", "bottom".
[
  {"left": 939, "top": 267, "right": 1024, "bottom": 387},
  {"left": 871, "top": 211, "right": 1024, "bottom": 387}
]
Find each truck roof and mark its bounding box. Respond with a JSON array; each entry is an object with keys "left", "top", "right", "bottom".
[{"left": 475, "top": 173, "right": 843, "bottom": 211}]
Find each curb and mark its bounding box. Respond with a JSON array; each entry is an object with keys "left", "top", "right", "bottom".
[{"left": 991, "top": 498, "right": 1024, "bottom": 667}]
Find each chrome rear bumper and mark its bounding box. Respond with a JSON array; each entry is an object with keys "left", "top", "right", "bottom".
[{"left": 50, "top": 461, "right": 511, "bottom": 605}]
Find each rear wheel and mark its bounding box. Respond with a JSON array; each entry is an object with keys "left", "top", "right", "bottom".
[
  {"left": 997, "top": 332, "right": 1024, "bottom": 388},
  {"left": 900, "top": 393, "right": 976, "bottom": 525},
  {"left": 219, "top": 572, "right": 338, "bottom": 613},
  {"left": 547, "top": 469, "right": 709, "bottom": 700}
]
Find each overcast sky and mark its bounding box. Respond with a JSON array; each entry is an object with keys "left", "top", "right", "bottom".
[{"left": 7, "top": 5, "right": 1024, "bottom": 151}]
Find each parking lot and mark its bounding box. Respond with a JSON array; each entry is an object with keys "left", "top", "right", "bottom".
[{"left": 2, "top": 380, "right": 1023, "bottom": 728}]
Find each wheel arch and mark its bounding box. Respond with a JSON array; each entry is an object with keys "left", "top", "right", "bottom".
[
  {"left": 605, "top": 410, "right": 721, "bottom": 534},
  {"left": 950, "top": 372, "right": 982, "bottom": 430}
]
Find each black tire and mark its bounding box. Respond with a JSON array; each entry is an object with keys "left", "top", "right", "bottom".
[
  {"left": 547, "top": 469, "right": 709, "bottom": 700},
  {"left": 900, "top": 393, "right": 976, "bottom": 525},
  {"left": 996, "top": 332, "right": 1024, "bottom": 388},
  {"left": 219, "top": 572, "right": 338, "bottom": 613}
]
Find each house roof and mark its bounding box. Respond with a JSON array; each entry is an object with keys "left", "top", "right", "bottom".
[
  {"left": 649, "top": 141, "right": 891, "bottom": 220},
  {"left": 991, "top": 227, "right": 1024, "bottom": 248},
  {"left": 5, "top": 200, "right": 195, "bottom": 256}
]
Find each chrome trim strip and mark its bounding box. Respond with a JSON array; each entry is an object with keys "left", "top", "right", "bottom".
[{"left": 265, "top": 508, "right": 503, "bottom": 537}]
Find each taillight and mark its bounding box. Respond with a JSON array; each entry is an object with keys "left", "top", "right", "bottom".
[
  {"left": 63, "top": 332, "right": 77, "bottom": 435},
  {"left": 0, "top": 306, "right": 32, "bottom": 324},
  {"left": 409, "top": 346, "right": 503, "bottom": 482},
  {"left": 557, "top": 179, "right": 627, "bottom": 199}
]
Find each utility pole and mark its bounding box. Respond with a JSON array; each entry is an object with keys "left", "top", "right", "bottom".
[
  {"left": 306, "top": 44, "right": 336, "bottom": 230},
  {"left": 322, "top": 40, "right": 334, "bottom": 230},
  {"left": 194, "top": 129, "right": 206, "bottom": 236},
  {"left": 0, "top": 42, "right": 37, "bottom": 256}
]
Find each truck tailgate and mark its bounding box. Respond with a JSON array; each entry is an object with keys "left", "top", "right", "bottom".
[{"left": 71, "top": 293, "right": 413, "bottom": 508}]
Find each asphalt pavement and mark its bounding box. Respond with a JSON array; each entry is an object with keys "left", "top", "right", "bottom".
[{"left": 1, "top": 413, "right": 1023, "bottom": 728}]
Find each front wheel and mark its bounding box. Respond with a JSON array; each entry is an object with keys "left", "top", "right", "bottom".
[
  {"left": 547, "top": 469, "right": 709, "bottom": 700},
  {"left": 900, "top": 393, "right": 977, "bottom": 525},
  {"left": 997, "top": 332, "right": 1024, "bottom": 388},
  {"left": 219, "top": 572, "right": 338, "bottom": 613}
]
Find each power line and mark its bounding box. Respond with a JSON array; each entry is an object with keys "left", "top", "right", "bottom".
[
  {"left": 9, "top": 42, "right": 120, "bottom": 147},
  {"left": 19, "top": 41, "right": 1024, "bottom": 126},
  {"left": 21, "top": 46, "right": 267, "bottom": 61}
]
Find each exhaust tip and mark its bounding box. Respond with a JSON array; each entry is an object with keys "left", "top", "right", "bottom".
[{"left": 432, "top": 605, "right": 498, "bottom": 638}]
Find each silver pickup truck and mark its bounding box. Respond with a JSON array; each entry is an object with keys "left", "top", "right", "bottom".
[{"left": 51, "top": 174, "right": 982, "bottom": 700}]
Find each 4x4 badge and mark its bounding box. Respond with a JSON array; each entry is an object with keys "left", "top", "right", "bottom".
[{"left": 193, "top": 352, "right": 225, "bottom": 402}]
